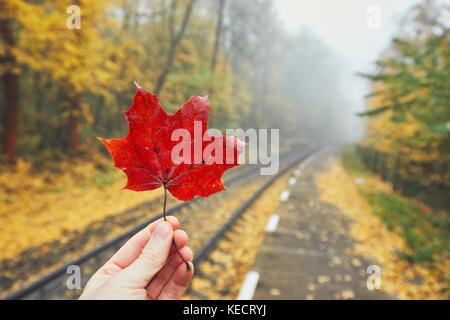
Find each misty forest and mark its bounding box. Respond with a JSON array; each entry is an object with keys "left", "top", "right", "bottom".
[{"left": 0, "top": 0, "right": 449, "bottom": 300}]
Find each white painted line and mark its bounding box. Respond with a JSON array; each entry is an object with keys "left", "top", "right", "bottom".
[
  {"left": 265, "top": 214, "right": 280, "bottom": 232},
  {"left": 280, "top": 190, "right": 290, "bottom": 201},
  {"left": 237, "top": 271, "right": 260, "bottom": 300},
  {"left": 261, "top": 244, "right": 328, "bottom": 258},
  {"left": 288, "top": 177, "right": 297, "bottom": 186},
  {"left": 294, "top": 149, "right": 325, "bottom": 177}
]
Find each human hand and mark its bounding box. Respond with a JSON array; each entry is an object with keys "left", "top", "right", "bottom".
[{"left": 79, "top": 216, "right": 194, "bottom": 300}]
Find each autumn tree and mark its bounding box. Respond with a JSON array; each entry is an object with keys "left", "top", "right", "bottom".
[
  {"left": 360, "top": 0, "right": 450, "bottom": 187},
  {"left": 0, "top": 0, "right": 297, "bottom": 163},
  {"left": 210, "top": 0, "right": 226, "bottom": 73},
  {"left": 154, "top": 0, "right": 197, "bottom": 95}
]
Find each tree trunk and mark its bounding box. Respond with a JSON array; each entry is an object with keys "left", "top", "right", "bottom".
[
  {"left": 0, "top": 16, "right": 20, "bottom": 164},
  {"left": 66, "top": 93, "right": 82, "bottom": 151},
  {"left": 154, "top": 0, "right": 196, "bottom": 95},
  {"left": 64, "top": 1, "right": 82, "bottom": 152},
  {"left": 211, "top": 0, "right": 226, "bottom": 73},
  {"left": 2, "top": 70, "right": 19, "bottom": 164}
]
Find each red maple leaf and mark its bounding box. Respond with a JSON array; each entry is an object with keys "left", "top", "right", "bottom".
[{"left": 98, "top": 84, "right": 244, "bottom": 201}]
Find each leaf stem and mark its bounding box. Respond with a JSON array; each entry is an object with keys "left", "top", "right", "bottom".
[{"left": 163, "top": 186, "right": 191, "bottom": 271}]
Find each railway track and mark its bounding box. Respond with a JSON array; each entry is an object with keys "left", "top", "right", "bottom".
[
  {"left": 4, "top": 147, "right": 315, "bottom": 300},
  {"left": 187, "top": 150, "right": 319, "bottom": 299}
]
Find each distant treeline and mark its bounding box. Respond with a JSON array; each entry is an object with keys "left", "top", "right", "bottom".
[{"left": 357, "top": 145, "right": 449, "bottom": 209}]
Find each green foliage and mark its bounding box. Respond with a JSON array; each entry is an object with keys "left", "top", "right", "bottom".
[
  {"left": 365, "top": 190, "right": 449, "bottom": 264},
  {"left": 361, "top": 29, "right": 450, "bottom": 157},
  {"left": 340, "top": 146, "right": 366, "bottom": 174},
  {"left": 341, "top": 145, "right": 449, "bottom": 264},
  {"left": 359, "top": 2, "right": 450, "bottom": 200},
  {"left": 356, "top": 106, "right": 390, "bottom": 117}
]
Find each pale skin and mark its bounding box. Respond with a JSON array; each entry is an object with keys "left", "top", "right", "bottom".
[{"left": 80, "top": 216, "right": 194, "bottom": 300}]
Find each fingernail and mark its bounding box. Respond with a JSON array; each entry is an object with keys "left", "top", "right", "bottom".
[{"left": 153, "top": 222, "right": 171, "bottom": 241}]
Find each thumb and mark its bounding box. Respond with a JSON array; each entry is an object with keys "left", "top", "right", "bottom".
[{"left": 118, "top": 221, "right": 173, "bottom": 285}]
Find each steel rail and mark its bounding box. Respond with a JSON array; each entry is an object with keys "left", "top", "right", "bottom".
[{"left": 192, "top": 149, "right": 316, "bottom": 266}]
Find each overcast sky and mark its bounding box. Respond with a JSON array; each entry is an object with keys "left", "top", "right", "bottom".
[{"left": 274, "top": 0, "right": 421, "bottom": 121}]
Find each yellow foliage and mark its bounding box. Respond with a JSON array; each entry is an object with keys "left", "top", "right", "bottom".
[
  {"left": 0, "top": 0, "right": 113, "bottom": 94},
  {"left": 363, "top": 84, "right": 440, "bottom": 162},
  {"left": 0, "top": 157, "right": 163, "bottom": 261}
]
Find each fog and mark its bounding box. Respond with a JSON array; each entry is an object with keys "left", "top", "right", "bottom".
[{"left": 271, "top": 0, "right": 422, "bottom": 145}]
